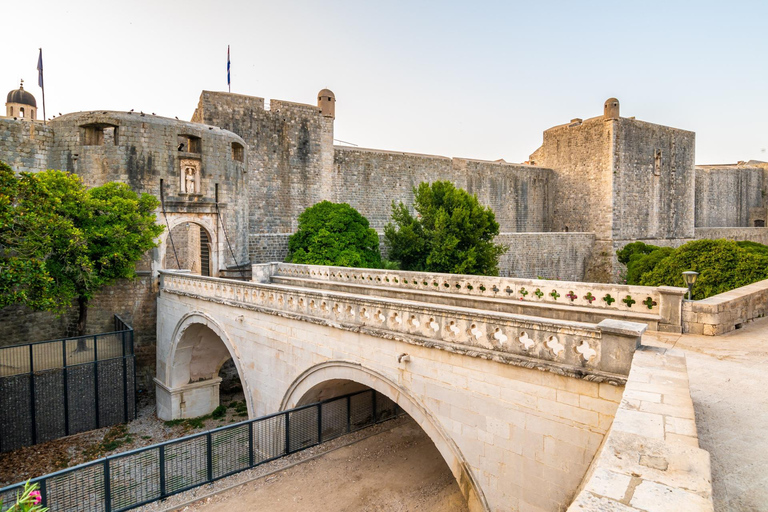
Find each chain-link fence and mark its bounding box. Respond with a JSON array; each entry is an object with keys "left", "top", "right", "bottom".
[
  {"left": 0, "top": 316, "right": 136, "bottom": 453},
  {"left": 0, "top": 388, "right": 401, "bottom": 512}
]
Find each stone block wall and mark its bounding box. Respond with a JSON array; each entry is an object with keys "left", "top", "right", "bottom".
[
  {"left": 497, "top": 233, "right": 594, "bottom": 280},
  {"left": 695, "top": 165, "right": 765, "bottom": 227},
  {"left": 0, "top": 305, "right": 78, "bottom": 348},
  {"left": 683, "top": 278, "right": 768, "bottom": 335},
  {"left": 694, "top": 227, "right": 768, "bottom": 245},
  {"left": 0, "top": 119, "right": 53, "bottom": 173}
]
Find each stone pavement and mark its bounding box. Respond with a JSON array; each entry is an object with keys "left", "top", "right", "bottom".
[{"left": 645, "top": 318, "right": 768, "bottom": 511}]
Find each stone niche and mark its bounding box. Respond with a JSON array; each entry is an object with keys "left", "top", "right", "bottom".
[{"left": 180, "top": 158, "right": 202, "bottom": 195}]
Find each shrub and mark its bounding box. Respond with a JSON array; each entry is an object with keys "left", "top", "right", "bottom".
[
  {"left": 288, "top": 201, "right": 381, "bottom": 268},
  {"left": 617, "top": 241, "right": 659, "bottom": 265},
  {"left": 639, "top": 239, "right": 768, "bottom": 299}
]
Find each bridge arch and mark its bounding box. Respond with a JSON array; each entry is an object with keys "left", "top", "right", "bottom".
[
  {"left": 280, "top": 360, "right": 490, "bottom": 512},
  {"left": 154, "top": 214, "right": 219, "bottom": 277},
  {"left": 156, "top": 311, "right": 252, "bottom": 420}
]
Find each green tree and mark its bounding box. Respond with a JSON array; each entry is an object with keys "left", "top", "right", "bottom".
[
  {"left": 384, "top": 181, "right": 507, "bottom": 275},
  {"left": 0, "top": 163, "right": 164, "bottom": 340},
  {"left": 288, "top": 201, "right": 381, "bottom": 268},
  {"left": 639, "top": 239, "right": 768, "bottom": 299}
]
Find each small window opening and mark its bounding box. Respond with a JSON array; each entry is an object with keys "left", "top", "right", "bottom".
[
  {"left": 564, "top": 226, "right": 569, "bottom": 232},
  {"left": 178, "top": 134, "right": 201, "bottom": 153},
  {"left": 231, "top": 142, "right": 244, "bottom": 162},
  {"left": 9, "top": 107, "right": 13, "bottom": 116},
  {"left": 19, "top": 107, "right": 25, "bottom": 119},
  {"left": 81, "top": 123, "right": 119, "bottom": 146},
  {"left": 653, "top": 149, "right": 662, "bottom": 176},
  {"left": 755, "top": 220, "right": 765, "bottom": 227}
]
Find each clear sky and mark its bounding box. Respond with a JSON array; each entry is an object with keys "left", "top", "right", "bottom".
[{"left": 2, "top": 0, "right": 766, "bottom": 165}]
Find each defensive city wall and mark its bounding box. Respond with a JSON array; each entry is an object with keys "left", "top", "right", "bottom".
[{"left": 2, "top": 84, "right": 768, "bottom": 384}]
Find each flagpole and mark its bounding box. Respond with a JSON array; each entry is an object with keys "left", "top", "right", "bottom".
[
  {"left": 38, "top": 48, "right": 46, "bottom": 125},
  {"left": 227, "top": 45, "right": 231, "bottom": 93}
]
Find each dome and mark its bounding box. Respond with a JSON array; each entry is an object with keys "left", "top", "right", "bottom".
[
  {"left": 6, "top": 82, "right": 37, "bottom": 108},
  {"left": 318, "top": 88, "right": 335, "bottom": 99}
]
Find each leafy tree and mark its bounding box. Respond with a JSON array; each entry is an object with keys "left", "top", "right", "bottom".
[
  {"left": 638, "top": 239, "right": 768, "bottom": 299},
  {"left": 384, "top": 181, "right": 507, "bottom": 275},
  {"left": 0, "top": 163, "right": 164, "bottom": 341},
  {"left": 617, "top": 241, "right": 660, "bottom": 265},
  {"left": 288, "top": 201, "right": 381, "bottom": 268}
]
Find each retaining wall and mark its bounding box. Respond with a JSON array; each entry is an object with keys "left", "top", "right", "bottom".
[{"left": 683, "top": 279, "right": 768, "bottom": 336}]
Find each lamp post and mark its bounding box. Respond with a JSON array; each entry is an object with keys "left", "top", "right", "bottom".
[{"left": 682, "top": 271, "right": 699, "bottom": 300}]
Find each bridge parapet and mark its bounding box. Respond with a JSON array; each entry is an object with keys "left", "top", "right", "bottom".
[
  {"left": 266, "top": 263, "right": 687, "bottom": 333},
  {"left": 160, "top": 271, "right": 646, "bottom": 383}
]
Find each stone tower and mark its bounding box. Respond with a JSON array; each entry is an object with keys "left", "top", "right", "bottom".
[
  {"left": 603, "top": 97, "right": 619, "bottom": 119},
  {"left": 5, "top": 80, "right": 37, "bottom": 120},
  {"left": 318, "top": 89, "right": 335, "bottom": 118}
]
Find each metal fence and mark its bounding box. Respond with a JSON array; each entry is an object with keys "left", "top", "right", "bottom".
[
  {"left": 0, "top": 388, "right": 402, "bottom": 512},
  {"left": 0, "top": 316, "right": 136, "bottom": 452}
]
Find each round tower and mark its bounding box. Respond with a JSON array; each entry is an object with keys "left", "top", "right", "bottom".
[
  {"left": 6, "top": 80, "right": 37, "bottom": 120},
  {"left": 318, "top": 88, "right": 335, "bottom": 118},
  {"left": 603, "top": 97, "right": 620, "bottom": 119}
]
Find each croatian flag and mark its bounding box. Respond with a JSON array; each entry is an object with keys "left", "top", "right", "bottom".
[
  {"left": 37, "top": 49, "right": 43, "bottom": 88},
  {"left": 227, "top": 45, "right": 231, "bottom": 91}
]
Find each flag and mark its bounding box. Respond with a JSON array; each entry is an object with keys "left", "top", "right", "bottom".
[
  {"left": 37, "top": 49, "right": 43, "bottom": 88},
  {"left": 227, "top": 45, "right": 231, "bottom": 91}
]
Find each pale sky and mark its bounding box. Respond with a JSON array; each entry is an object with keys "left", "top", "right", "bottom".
[{"left": 2, "top": 0, "right": 766, "bottom": 165}]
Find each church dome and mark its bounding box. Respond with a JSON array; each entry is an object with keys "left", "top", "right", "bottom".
[{"left": 7, "top": 82, "right": 37, "bottom": 108}]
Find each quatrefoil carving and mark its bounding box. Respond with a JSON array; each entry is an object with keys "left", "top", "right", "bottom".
[
  {"left": 576, "top": 341, "right": 597, "bottom": 362},
  {"left": 428, "top": 318, "right": 439, "bottom": 332},
  {"left": 518, "top": 331, "right": 535, "bottom": 350},
  {"left": 409, "top": 315, "right": 421, "bottom": 328},
  {"left": 446, "top": 321, "right": 460, "bottom": 336},
  {"left": 546, "top": 335, "right": 565, "bottom": 357},
  {"left": 360, "top": 307, "right": 370, "bottom": 319},
  {"left": 375, "top": 310, "right": 385, "bottom": 322},
  {"left": 469, "top": 324, "right": 484, "bottom": 340},
  {"left": 392, "top": 313, "right": 402, "bottom": 325},
  {"left": 493, "top": 328, "right": 508, "bottom": 346}
]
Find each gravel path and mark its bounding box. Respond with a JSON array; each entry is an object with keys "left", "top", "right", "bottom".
[{"left": 143, "top": 416, "right": 466, "bottom": 512}]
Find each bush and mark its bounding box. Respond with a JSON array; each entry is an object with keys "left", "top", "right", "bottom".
[
  {"left": 288, "top": 201, "right": 381, "bottom": 268},
  {"left": 384, "top": 181, "right": 507, "bottom": 275},
  {"left": 617, "top": 241, "right": 659, "bottom": 265},
  {"left": 638, "top": 239, "right": 768, "bottom": 299},
  {"left": 625, "top": 246, "right": 673, "bottom": 285}
]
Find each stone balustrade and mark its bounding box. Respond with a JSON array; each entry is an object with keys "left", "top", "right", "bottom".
[
  {"left": 160, "top": 270, "right": 646, "bottom": 382},
  {"left": 259, "top": 263, "right": 687, "bottom": 332}
]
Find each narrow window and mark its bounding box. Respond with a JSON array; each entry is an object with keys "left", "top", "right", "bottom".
[
  {"left": 653, "top": 149, "right": 662, "bottom": 176},
  {"left": 755, "top": 220, "right": 765, "bottom": 227},
  {"left": 178, "top": 135, "right": 202, "bottom": 154},
  {"left": 232, "top": 142, "right": 244, "bottom": 162},
  {"left": 19, "top": 107, "right": 25, "bottom": 119}
]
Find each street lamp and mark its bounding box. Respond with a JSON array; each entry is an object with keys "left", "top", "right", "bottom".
[{"left": 682, "top": 271, "right": 699, "bottom": 300}]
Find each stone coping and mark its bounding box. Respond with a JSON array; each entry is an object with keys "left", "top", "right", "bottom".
[
  {"left": 567, "top": 346, "right": 713, "bottom": 511},
  {"left": 259, "top": 263, "right": 687, "bottom": 331},
  {"left": 683, "top": 278, "right": 768, "bottom": 335}
]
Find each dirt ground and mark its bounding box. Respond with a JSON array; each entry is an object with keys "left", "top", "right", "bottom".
[
  {"left": 0, "top": 390, "right": 248, "bottom": 486},
  {"left": 175, "top": 417, "right": 468, "bottom": 512}
]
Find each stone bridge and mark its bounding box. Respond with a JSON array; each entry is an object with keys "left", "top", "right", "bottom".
[{"left": 155, "top": 264, "right": 671, "bottom": 512}]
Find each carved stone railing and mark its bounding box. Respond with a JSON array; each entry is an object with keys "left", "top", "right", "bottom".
[
  {"left": 160, "top": 271, "right": 647, "bottom": 383},
  {"left": 261, "top": 263, "right": 687, "bottom": 333}
]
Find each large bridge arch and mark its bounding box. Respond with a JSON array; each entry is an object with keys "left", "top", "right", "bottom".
[
  {"left": 280, "top": 360, "right": 490, "bottom": 512},
  {"left": 155, "top": 311, "right": 252, "bottom": 420}
]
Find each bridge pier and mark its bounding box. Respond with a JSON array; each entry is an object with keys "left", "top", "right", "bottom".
[{"left": 154, "top": 377, "right": 223, "bottom": 420}]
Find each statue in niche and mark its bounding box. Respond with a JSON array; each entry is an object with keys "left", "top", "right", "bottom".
[{"left": 184, "top": 167, "right": 196, "bottom": 194}]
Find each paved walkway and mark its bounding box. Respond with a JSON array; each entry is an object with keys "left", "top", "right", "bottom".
[{"left": 645, "top": 318, "right": 768, "bottom": 512}]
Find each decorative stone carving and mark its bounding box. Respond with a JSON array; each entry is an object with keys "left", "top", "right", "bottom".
[
  {"left": 576, "top": 340, "right": 597, "bottom": 362},
  {"left": 180, "top": 158, "right": 201, "bottom": 195},
  {"left": 518, "top": 331, "right": 535, "bottom": 350},
  {"left": 546, "top": 335, "right": 565, "bottom": 357}
]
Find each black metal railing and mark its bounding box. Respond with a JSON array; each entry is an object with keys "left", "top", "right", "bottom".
[
  {"left": 0, "top": 389, "right": 402, "bottom": 512},
  {"left": 0, "top": 316, "right": 136, "bottom": 453}
]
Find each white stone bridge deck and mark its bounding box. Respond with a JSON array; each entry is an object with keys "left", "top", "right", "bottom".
[{"left": 154, "top": 265, "right": 709, "bottom": 512}]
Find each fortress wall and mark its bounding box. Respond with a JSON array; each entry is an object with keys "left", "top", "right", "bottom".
[
  {"left": 530, "top": 118, "right": 613, "bottom": 239},
  {"left": 695, "top": 166, "right": 764, "bottom": 227},
  {"left": 497, "top": 232, "right": 594, "bottom": 280},
  {"left": 333, "top": 147, "right": 552, "bottom": 232},
  {"left": 193, "top": 91, "right": 335, "bottom": 236},
  {"left": 613, "top": 119, "right": 696, "bottom": 241},
  {"left": 694, "top": 227, "right": 768, "bottom": 245},
  {"left": 45, "top": 112, "right": 250, "bottom": 266},
  {"left": 0, "top": 118, "right": 53, "bottom": 173}
]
